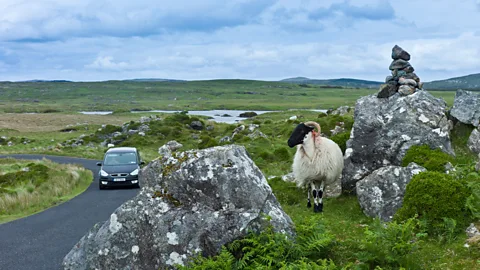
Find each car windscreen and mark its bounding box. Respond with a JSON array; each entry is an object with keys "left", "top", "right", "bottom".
[{"left": 103, "top": 152, "right": 138, "bottom": 166}]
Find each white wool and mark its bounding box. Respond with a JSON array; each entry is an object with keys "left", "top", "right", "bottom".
[{"left": 292, "top": 131, "right": 344, "bottom": 189}]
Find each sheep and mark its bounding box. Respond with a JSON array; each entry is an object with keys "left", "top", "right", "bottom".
[{"left": 287, "top": 121, "right": 344, "bottom": 212}]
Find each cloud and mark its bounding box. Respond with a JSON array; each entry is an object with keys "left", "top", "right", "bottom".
[
  {"left": 262, "top": 0, "right": 396, "bottom": 32},
  {"left": 310, "top": 0, "right": 395, "bottom": 21},
  {"left": 85, "top": 56, "right": 129, "bottom": 70},
  {"left": 1, "top": 1, "right": 480, "bottom": 82},
  {"left": 0, "top": 0, "right": 276, "bottom": 42}
]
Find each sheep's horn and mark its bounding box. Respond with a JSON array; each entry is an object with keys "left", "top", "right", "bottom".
[{"left": 304, "top": 121, "right": 321, "bottom": 134}]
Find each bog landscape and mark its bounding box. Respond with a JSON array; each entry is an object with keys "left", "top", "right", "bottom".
[{"left": 1, "top": 48, "right": 480, "bottom": 270}]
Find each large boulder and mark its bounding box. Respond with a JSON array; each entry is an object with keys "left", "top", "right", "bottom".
[
  {"left": 63, "top": 145, "right": 294, "bottom": 270},
  {"left": 356, "top": 163, "right": 426, "bottom": 221},
  {"left": 468, "top": 127, "right": 480, "bottom": 154},
  {"left": 342, "top": 90, "right": 454, "bottom": 193},
  {"left": 450, "top": 90, "right": 480, "bottom": 127}
]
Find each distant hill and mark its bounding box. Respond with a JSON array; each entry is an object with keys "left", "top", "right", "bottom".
[
  {"left": 20, "top": 79, "right": 72, "bottom": 83},
  {"left": 280, "top": 77, "right": 382, "bottom": 89},
  {"left": 124, "top": 78, "right": 185, "bottom": 82},
  {"left": 423, "top": 73, "right": 480, "bottom": 90}
]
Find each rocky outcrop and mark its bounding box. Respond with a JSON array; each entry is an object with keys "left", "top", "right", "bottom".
[
  {"left": 342, "top": 90, "right": 453, "bottom": 193},
  {"left": 356, "top": 163, "right": 426, "bottom": 221},
  {"left": 328, "top": 106, "right": 352, "bottom": 116},
  {"left": 476, "top": 153, "right": 480, "bottom": 172},
  {"left": 468, "top": 127, "right": 480, "bottom": 154},
  {"left": 158, "top": 140, "right": 183, "bottom": 157},
  {"left": 63, "top": 145, "right": 293, "bottom": 270},
  {"left": 377, "top": 45, "right": 423, "bottom": 98},
  {"left": 451, "top": 90, "right": 480, "bottom": 127}
]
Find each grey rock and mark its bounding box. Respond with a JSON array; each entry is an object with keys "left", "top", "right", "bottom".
[
  {"left": 403, "top": 72, "right": 420, "bottom": 82},
  {"left": 158, "top": 141, "right": 183, "bottom": 158},
  {"left": 329, "top": 106, "right": 351, "bottom": 116},
  {"left": 190, "top": 121, "right": 204, "bottom": 130},
  {"left": 468, "top": 128, "right": 480, "bottom": 154},
  {"left": 248, "top": 124, "right": 259, "bottom": 132},
  {"left": 206, "top": 125, "right": 214, "bottom": 131},
  {"left": 377, "top": 84, "right": 398, "bottom": 98},
  {"left": 247, "top": 130, "right": 268, "bottom": 139},
  {"left": 239, "top": 112, "right": 257, "bottom": 118},
  {"left": 127, "top": 129, "right": 138, "bottom": 135},
  {"left": 398, "top": 85, "right": 415, "bottom": 96},
  {"left": 138, "top": 124, "right": 150, "bottom": 133},
  {"left": 63, "top": 145, "right": 294, "bottom": 270},
  {"left": 396, "top": 70, "right": 407, "bottom": 78},
  {"left": 451, "top": 90, "right": 480, "bottom": 127},
  {"left": 385, "top": 76, "right": 395, "bottom": 84},
  {"left": 402, "top": 65, "right": 414, "bottom": 73},
  {"left": 342, "top": 90, "right": 454, "bottom": 193},
  {"left": 357, "top": 163, "right": 426, "bottom": 221},
  {"left": 444, "top": 162, "right": 456, "bottom": 174},
  {"left": 219, "top": 136, "right": 232, "bottom": 143},
  {"left": 330, "top": 125, "right": 346, "bottom": 136},
  {"left": 398, "top": 77, "right": 417, "bottom": 87},
  {"left": 7, "top": 141, "right": 12, "bottom": 147},
  {"left": 476, "top": 154, "right": 480, "bottom": 172},
  {"left": 466, "top": 223, "right": 480, "bottom": 238},
  {"left": 391, "top": 45, "right": 411, "bottom": 61},
  {"left": 112, "top": 132, "right": 122, "bottom": 138},
  {"left": 389, "top": 59, "right": 410, "bottom": 70},
  {"left": 191, "top": 134, "right": 200, "bottom": 140},
  {"left": 138, "top": 132, "right": 145, "bottom": 137},
  {"left": 282, "top": 172, "right": 295, "bottom": 182},
  {"left": 233, "top": 125, "right": 245, "bottom": 134}
]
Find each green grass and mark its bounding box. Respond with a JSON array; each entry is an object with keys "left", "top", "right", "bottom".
[
  {"left": 0, "top": 80, "right": 457, "bottom": 113},
  {"left": 0, "top": 83, "right": 474, "bottom": 268},
  {"left": 0, "top": 158, "right": 93, "bottom": 224}
]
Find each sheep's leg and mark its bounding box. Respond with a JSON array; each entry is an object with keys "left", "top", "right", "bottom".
[
  {"left": 311, "top": 183, "right": 320, "bottom": 213},
  {"left": 317, "top": 182, "right": 324, "bottom": 213},
  {"left": 307, "top": 187, "right": 312, "bottom": 208}
]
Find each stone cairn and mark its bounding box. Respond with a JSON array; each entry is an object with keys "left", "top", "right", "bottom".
[{"left": 377, "top": 45, "right": 423, "bottom": 98}]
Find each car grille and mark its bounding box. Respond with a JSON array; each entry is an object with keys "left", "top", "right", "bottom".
[{"left": 110, "top": 173, "right": 129, "bottom": 177}]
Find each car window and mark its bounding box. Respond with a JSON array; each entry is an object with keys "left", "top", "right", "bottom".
[{"left": 104, "top": 152, "right": 138, "bottom": 165}]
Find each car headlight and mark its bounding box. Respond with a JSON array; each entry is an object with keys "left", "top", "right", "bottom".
[
  {"left": 130, "top": 169, "right": 139, "bottom": 176},
  {"left": 100, "top": 170, "right": 109, "bottom": 177}
]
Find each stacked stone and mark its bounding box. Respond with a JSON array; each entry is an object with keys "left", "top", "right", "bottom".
[{"left": 377, "top": 45, "right": 423, "bottom": 98}]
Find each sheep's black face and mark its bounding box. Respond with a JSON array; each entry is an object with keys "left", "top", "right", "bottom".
[{"left": 287, "top": 123, "right": 314, "bottom": 148}]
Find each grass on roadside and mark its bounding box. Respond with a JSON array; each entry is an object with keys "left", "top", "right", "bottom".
[{"left": 0, "top": 158, "right": 93, "bottom": 224}]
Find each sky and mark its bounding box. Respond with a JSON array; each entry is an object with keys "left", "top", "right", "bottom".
[{"left": 1, "top": 0, "right": 480, "bottom": 82}]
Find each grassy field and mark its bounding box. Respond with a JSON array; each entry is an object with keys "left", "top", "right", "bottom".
[
  {"left": 0, "top": 80, "right": 474, "bottom": 268},
  {"left": 0, "top": 80, "right": 457, "bottom": 113},
  {"left": 0, "top": 158, "right": 92, "bottom": 224}
]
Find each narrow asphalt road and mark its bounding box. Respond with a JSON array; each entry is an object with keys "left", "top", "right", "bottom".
[{"left": 0, "top": 154, "right": 139, "bottom": 270}]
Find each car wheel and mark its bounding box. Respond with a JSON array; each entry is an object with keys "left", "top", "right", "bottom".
[
  {"left": 133, "top": 183, "right": 140, "bottom": 189},
  {"left": 99, "top": 183, "right": 106, "bottom": 190}
]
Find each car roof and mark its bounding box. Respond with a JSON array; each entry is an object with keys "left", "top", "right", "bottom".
[{"left": 105, "top": 147, "right": 138, "bottom": 153}]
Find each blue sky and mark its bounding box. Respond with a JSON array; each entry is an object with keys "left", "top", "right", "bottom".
[{"left": 1, "top": 0, "right": 479, "bottom": 82}]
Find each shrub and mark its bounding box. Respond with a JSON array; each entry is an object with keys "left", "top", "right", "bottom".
[
  {"left": 198, "top": 136, "right": 218, "bottom": 149},
  {"left": 258, "top": 151, "right": 275, "bottom": 162},
  {"left": 401, "top": 145, "right": 454, "bottom": 172},
  {"left": 180, "top": 219, "right": 335, "bottom": 270},
  {"left": 273, "top": 147, "right": 290, "bottom": 162},
  {"left": 394, "top": 171, "right": 470, "bottom": 235},
  {"left": 356, "top": 217, "right": 425, "bottom": 269},
  {"left": 268, "top": 177, "right": 303, "bottom": 205},
  {"left": 330, "top": 132, "right": 350, "bottom": 154}
]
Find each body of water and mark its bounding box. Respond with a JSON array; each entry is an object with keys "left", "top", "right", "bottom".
[{"left": 79, "top": 109, "right": 327, "bottom": 123}]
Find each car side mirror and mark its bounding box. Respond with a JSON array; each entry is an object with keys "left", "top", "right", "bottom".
[{"left": 96, "top": 162, "right": 102, "bottom": 166}]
